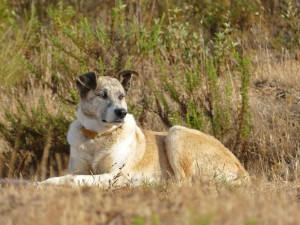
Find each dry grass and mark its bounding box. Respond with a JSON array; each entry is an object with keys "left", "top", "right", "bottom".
[
  {"left": 0, "top": 179, "right": 299, "bottom": 225},
  {"left": 246, "top": 58, "right": 300, "bottom": 180}
]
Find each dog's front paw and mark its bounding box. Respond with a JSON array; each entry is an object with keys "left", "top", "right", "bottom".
[{"left": 40, "top": 174, "right": 74, "bottom": 186}]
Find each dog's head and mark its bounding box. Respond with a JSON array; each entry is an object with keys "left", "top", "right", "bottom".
[{"left": 76, "top": 70, "right": 138, "bottom": 132}]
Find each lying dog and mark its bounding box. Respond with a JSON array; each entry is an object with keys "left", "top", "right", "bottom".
[{"left": 42, "top": 71, "right": 250, "bottom": 187}]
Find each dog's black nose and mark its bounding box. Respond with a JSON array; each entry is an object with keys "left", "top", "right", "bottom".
[{"left": 115, "top": 108, "right": 127, "bottom": 119}]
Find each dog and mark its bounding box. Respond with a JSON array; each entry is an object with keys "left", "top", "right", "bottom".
[{"left": 42, "top": 71, "right": 250, "bottom": 188}]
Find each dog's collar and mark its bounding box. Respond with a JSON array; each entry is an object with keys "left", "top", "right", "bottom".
[{"left": 80, "top": 126, "right": 119, "bottom": 139}]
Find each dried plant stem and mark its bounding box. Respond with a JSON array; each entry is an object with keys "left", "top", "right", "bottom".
[{"left": 40, "top": 127, "right": 53, "bottom": 180}]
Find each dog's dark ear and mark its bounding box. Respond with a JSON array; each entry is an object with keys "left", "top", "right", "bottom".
[
  {"left": 118, "top": 70, "right": 139, "bottom": 93},
  {"left": 76, "top": 72, "right": 97, "bottom": 97}
]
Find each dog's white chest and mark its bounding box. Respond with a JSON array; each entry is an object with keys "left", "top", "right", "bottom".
[
  {"left": 68, "top": 116, "right": 137, "bottom": 174},
  {"left": 92, "top": 131, "right": 135, "bottom": 172}
]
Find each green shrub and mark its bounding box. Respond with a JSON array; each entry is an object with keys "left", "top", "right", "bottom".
[{"left": 153, "top": 17, "right": 252, "bottom": 155}]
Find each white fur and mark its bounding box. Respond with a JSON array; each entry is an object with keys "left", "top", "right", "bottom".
[{"left": 108, "top": 115, "right": 137, "bottom": 170}]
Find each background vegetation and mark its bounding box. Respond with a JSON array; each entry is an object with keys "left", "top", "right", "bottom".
[{"left": 0, "top": 0, "right": 300, "bottom": 181}]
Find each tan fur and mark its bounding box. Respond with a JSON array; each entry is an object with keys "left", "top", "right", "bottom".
[
  {"left": 134, "top": 130, "right": 173, "bottom": 179},
  {"left": 42, "top": 73, "right": 250, "bottom": 187},
  {"left": 166, "top": 126, "right": 250, "bottom": 183}
]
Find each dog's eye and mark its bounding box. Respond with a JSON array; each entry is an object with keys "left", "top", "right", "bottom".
[
  {"left": 97, "top": 91, "right": 108, "bottom": 99},
  {"left": 119, "top": 94, "right": 125, "bottom": 100}
]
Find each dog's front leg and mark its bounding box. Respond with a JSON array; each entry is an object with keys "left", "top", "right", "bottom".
[
  {"left": 41, "top": 174, "right": 76, "bottom": 186},
  {"left": 41, "top": 172, "right": 127, "bottom": 188},
  {"left": 69, "top": 174, "right": 116, "bottom": 187}
]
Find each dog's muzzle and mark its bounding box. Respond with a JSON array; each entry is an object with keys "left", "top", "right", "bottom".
[{"left": 101, "top": 108, "right": 127, "bottom": 124}]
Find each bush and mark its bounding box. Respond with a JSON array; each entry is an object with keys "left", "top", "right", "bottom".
[{"left": 0, "top": 96, "right": 71, "bottom": 179}]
